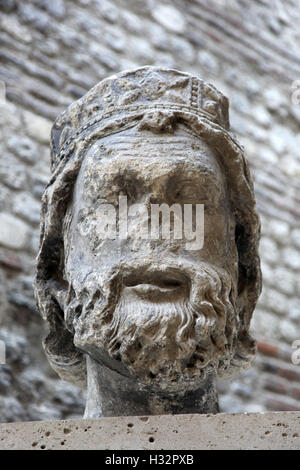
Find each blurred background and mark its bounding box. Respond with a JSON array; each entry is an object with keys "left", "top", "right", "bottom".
[{"left": 0, "top": 0, "right": 299, "bottom": 422}]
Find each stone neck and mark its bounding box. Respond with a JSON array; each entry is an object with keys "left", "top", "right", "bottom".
[{"left": 84, "top": 355, "right": 219, "bottom": 418}]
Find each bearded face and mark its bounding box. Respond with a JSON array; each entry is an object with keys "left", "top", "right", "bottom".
[
  {"left": 64, "top": 260, "right": 237, "bottom": 394},
  {"left": 62, "top": 126, "right": 240, "bottom": 393}
]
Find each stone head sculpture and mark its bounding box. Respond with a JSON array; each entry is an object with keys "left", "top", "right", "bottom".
[{"left": 34, "top": 66, "right": 261, "bottom": 417}]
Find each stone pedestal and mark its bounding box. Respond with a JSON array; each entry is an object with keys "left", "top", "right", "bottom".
[{"left": 0, "top": 411, "right": 299, "bottom": 450}]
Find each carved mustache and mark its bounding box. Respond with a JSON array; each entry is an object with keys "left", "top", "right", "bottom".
[
  {"left": 64, "top": 258, "right": 234, "bottom": 337},
  {"left": 99, "top": 259, "right": 233, "bottom": 311}
]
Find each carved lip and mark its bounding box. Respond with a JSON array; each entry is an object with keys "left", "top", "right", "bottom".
[{"left": 122, "top": 270, "right": 189, "bottom": 299}]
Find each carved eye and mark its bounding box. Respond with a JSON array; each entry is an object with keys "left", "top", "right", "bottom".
[
  {"left": 174, "top": 184, "right": 195, "bottom": 200},
  {"left": 171, "top": 181, "right": 205, "bottom": 204},
  {"left": 113, "top": 172, "right": 146, "bottom": 204}
]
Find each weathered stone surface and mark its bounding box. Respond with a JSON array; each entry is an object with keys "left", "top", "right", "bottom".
[
  {"left": 0, "top": 412, "right": 299, "bottom": 450},
  {"left": 22, "top": 111, "right": 52, "bottom": 144},
  {"left": 272, "top": 267, "right": 295, "bottom": 296},
  {"left": 259, "top": 237, "right": 279, "bottom": 264},
  {"left": 18, "top": 3, "right": 54, "bottom": 33},
  {"left": 282, "top": 247, "right": 300, "bottom": 270},
  {"left": 7, "top": 136, "right": 37, "bottom": 164},
  {"left": 34, "top": 66, "right": 261, "bottom": 418},
  {"left": 0, "top": 156, "right": 27, "bottom": 190},
  {"left": 171, "top": 36, "right": 195, "bottom": 64},
  {"left": 0, "top": 14, "right": 32, "bottom": 43},
  {"left": 0, "top": 0, "right": 16, "bottom": 13},
  {"left": 13, "top": 192, "right": 40, "bottom": 225},
  {"left": 0, "top": 212, "right": 29, "bottom": 249},
  {"left": 152, "top": 5, "right": 185, "bottom": 33},
  {"left": 0, "top": 248, "right": 23, "bottom": 271},
  {"left": 0, "top": 325, "right": 85, "bottom": 423},
  {"left": 289, "top": 298, "right": 300, "bottom": 321},
  {"left": 32, "top": 0, "right": 66, "bottom": 20},
  {"left": 280, "top": 320, "right": 297, "bottom": 342},
  {"left": 198, "top": 50, "right": 219, "bottom": 74},
  {"left": 121, "top": 10, "right": 144, "bottom": 34},
  {"left": 0, "top": 0, "right": 300, "bottom": 423}
]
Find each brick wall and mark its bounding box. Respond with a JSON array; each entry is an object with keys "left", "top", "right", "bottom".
[{"left": 0, "top": 0, "right": 299, "bottom": 422}]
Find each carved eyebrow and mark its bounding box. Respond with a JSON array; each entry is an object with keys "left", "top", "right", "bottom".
[
  {"left": 87, "top": 140, "right": 225, "bottom": 189},
  {"left": 172, "top": 170, "right": 224, "bottom": 195},
  {"left": 101, "top": 137, "right": 201, "bottom": 145},
  {"left": 90, "top": 137, "right": 217, "bottom": 156},
  {"left": 91, "top": 146, "right": 220, "bottom": 168}
]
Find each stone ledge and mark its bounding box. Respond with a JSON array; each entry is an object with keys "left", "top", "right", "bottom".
[{"left": 0, "top": 411, "right": 299, "bottom": 450}]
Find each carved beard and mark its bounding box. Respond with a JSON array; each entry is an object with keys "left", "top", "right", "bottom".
[{"left": 65, "top": 262, "right": 237, "bottom": 393}]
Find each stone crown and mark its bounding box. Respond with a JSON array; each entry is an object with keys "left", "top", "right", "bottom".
[{"left": 51, "top": 66, "right": 230, "bottom": 171}]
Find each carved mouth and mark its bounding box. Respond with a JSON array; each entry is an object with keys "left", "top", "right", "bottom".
[{"left": 123, "top": 270, "right": 189, "bottom": 300}]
